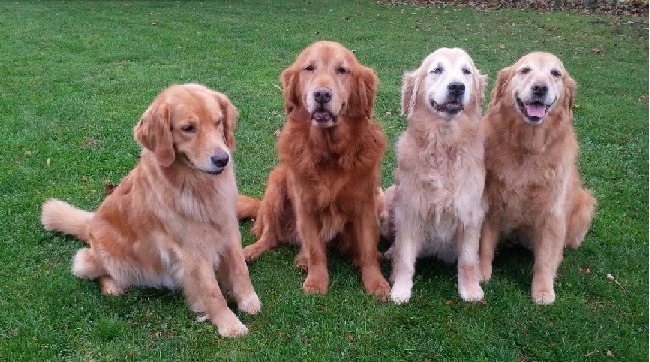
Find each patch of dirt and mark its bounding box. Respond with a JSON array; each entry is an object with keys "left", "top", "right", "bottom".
[{"left": 380, "top": 0, "right": 648, "bottom": 16}]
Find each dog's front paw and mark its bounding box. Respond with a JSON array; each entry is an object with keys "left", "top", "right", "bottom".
[
  {"left": 302, "top": 272, "right": 328, "bottom": 294},
  {"left": 363, "top": 275, "right": 390, "bottom": 296},
  {"left": 390, "top": 281, "right": 413, "bottom": 304},
  {"left": 531, "top": 286, "right": 555, "bottom": 305},
  {"left": 459, "top": 284, "right": 484, "bottom": 302},
  {"left": 218, "top": 320, "right": 249, "bottom": 337},
  {"left": 238, "top": 293, "right": 261, "bottom": 315}
]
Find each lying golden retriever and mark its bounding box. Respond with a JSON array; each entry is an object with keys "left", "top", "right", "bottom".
[
  {"left": 239, "top": 41, "right": 389, "bottom": 295},
  {"left": 381, "top": 48, "right": 487, "bottom": 303},
  {"left": 41, "top": 84, "right": 261, "bottom": 336},
  {"left": 479, "top": 52, "right": 596, "bottom": 304}
]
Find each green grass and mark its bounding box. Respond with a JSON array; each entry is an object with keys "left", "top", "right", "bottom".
[{"left": 1, "top": 1, "right": 647, "bottom": 361}]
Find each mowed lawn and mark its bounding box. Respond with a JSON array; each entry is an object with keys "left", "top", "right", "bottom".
[{"left": 0, "top": 1, "right": 647, "bottom": 361}]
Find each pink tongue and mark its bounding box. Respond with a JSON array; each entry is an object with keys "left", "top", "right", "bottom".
[{"left": 525, "top": 104, "right": 546, "bottom": 118}]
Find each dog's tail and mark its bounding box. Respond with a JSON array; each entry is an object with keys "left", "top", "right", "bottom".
[
  {"left": 237, "top": 195, "right": 261, "bottom": 220},
  {"left": 41, "top": 199, "right": 94, "bottom": 242}
]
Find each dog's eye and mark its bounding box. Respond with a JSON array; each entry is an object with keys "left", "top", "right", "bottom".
[
  {"left": 431, "top": 67, "right": 442, "bottom": 74},
  {"left": 304, "top": 65, "right": 314, "bottom": 71},
  {"left": 551, "top": 69, "right": 562, "bottom": 77},
  {"left": 462, "top": 67, "right": 471, "bottom": 75},
  {"left": 520, "top": 67, "right": 531, "bottom": 75},
  {"left": 336, "top": 67, "right": 349, "bottom": 74},
  {"left": 181, "top": 124, "right": 196, "bottom": 133}
]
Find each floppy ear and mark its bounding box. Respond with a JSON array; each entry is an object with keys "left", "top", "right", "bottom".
[
  {"left": 350, "top": 65, "right": 378, "bottom": 118},
  {"left": 563, "top": 73, "right": 577, "bottom": 112},
  {"left": 280, "top": 66, "right": 300, "bottom": 114},
  {"left": 400, "top": 70, "right": 419, "bottom": 116},
  {"left": 215, "top": 92, "right": 238, "bottom": 150},
  {"left": 487, "top": 66, "right": 513, "bottom": 108},
  {"left": 471, "top": 70, "right": 488, "bottom": 116},
  {"left": 133, "top": 101, "right": 175, "bottom": 167}
]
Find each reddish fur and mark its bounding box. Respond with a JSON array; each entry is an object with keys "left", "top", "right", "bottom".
[{"left": 241, "top": 41, "right": 389, "bottom": 295}]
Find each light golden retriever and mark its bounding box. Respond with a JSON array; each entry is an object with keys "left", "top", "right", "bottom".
[
  {"left": 381, "top": 48, "right": 488, "bottom": 303},
  {"left": 239, "top": 41, "right": 389, "bottom": 295},
  {"left": 41, "top": 83, "right": 261, "bottom": 336},
  {"left": 479, "top": 52, "right": 596, "bottom": 304}
]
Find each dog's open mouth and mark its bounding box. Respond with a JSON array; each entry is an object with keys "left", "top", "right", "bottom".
[
  {"left": 516, "top": 98, "right": 549, "bottom": 124},
  {"left": 311, "top": 110, "right": 336, "bottom": 125},
  {"left": 432, "top": 100, "right": 463, "bottom": 115}
]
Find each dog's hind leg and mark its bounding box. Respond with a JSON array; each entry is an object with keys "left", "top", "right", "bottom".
[
  {"left": 72, "top": 248, "right": 125, "bottom": 296},
  {"left": 479, "top": 216, "right": 499, "bottom": 282},
  {"left": 243, "top": 166, "right": 294, "bottom": 262},
  {"left": 565, "top": 188, "right": 596, "bottom": 249}
]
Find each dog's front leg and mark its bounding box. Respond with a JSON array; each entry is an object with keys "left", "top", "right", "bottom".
[
  {"left": 218, "top": 232, "right": 261, "bottom": 315},
  {"left": 296, "top": 213, "right": 329, "bottom": 294},
  {"left": 389, "top": 209, "right": 423, "bottom": 304},
  {"left": 456, "top": 225, "right": 484, "bottom": 302},
  {"left": 182, "top": 259, "right": 248, "bottom": 337},
  {"left": 352, "top": 207, "right": 389, "bottom": 296},
  {"left": 531, "top": 214, "right": 566, "bottom": 305}
]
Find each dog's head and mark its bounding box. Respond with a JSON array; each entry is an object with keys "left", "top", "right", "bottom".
[
  {"left": 134, "top": 83, "right": 238, "bottom": 175},
  {"left": 281, "top": 41, "right": 378, "bottom": 128},
  {"left": 401, "top": 47, "right": 487, "bottom": 120},
  {"left": 490, "top": 52, "right": 576, "bottom": 125}
]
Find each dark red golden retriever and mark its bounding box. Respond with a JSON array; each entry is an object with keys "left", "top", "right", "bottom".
[{"left": 239, "top": 41, "right": 389, "bottom": 295}]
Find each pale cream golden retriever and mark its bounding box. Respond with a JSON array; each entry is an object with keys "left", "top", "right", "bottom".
[
  {"left": 41, "top": 83, "right": 261, "bottom": 337},
  {"left": 381, "top": 48, "right": 487, "bottom": 303},
  {"left": 479, "top": 52, "right": 596, "bottom": 304},
  {"left": 239, "top": 41, "right": 389, "bottom": 296}
]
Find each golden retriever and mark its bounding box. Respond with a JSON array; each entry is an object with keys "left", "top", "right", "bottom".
[
  {"left": 479, "top": 52, "right": 596, "bottom": 304},
  {"left": 41, "top": 83, "right": 261, "bottom": 336},
  {"left": 381, "top": 48, "right": 488, "bottom": 303},
  {"left": 239, "top": 41, "right": 389, "bottom": 295}
]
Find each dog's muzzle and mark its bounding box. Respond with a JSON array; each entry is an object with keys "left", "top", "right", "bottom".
[
  {"left": 430, "top": 82, "right": 465, "bottom": 116},
  {"left": 310, "top": 86, "right": 337, "bottom": 126},
  {"left": 516, "top": 83, "right": 554, "bottom": 124},
  {"left": 183, "top": 150, "right": 229, "bottom": 175}
]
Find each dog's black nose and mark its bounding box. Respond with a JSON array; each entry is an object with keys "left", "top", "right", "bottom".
[
  {"left": 313, "top": 87, "right": 332, "bottom": 104},
  {"left": 532, "top": 83, "right": 548, "bottom": 97},
  {"left": 211, "top": 150, "right": 229, "bottom": 168},
  {"left": 448, "top": 82, "right": 465, "bottom": 97}
]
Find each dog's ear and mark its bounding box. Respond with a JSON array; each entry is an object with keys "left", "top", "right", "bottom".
[
  {"left": 215, "top": 92, "right": 238, "bottom": 150},
  {"left": 400, "top": 70, "right": 419, "bottom": 116},
  {"left": 280, "top": 66, "right": 300, "bottom": 114},
  {"left": 487, "top": 66, "right": 513, "bottom": 108},
  {"left": 350, "top": 65, "right": 378, "bottom": 118},
  {"left": 563, "top": 73, "right": 577, "bottom": 113},
  {"left": 471, "top": 70, "right": 488, "bottom": 116},
  {"left": 134, "top": 100, "right": 175, "bottom": 167}
]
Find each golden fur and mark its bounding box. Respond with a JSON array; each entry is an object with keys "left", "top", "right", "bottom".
[
  {"left": 479, "top": 52, "right": 596, "bottom": 304},
  {"left": 381, "top": 48, "right": 488, "bottom": 303},
  {"left": 239, "top": 41, "right": 389, "bottom": 295},
  {"left": 41, "top": 84, "right": 260, "bottom": 336}
]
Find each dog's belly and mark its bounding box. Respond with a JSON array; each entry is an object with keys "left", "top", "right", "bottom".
[{"left": 418, "top": 210, "right": 459, "bottom": 263}]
